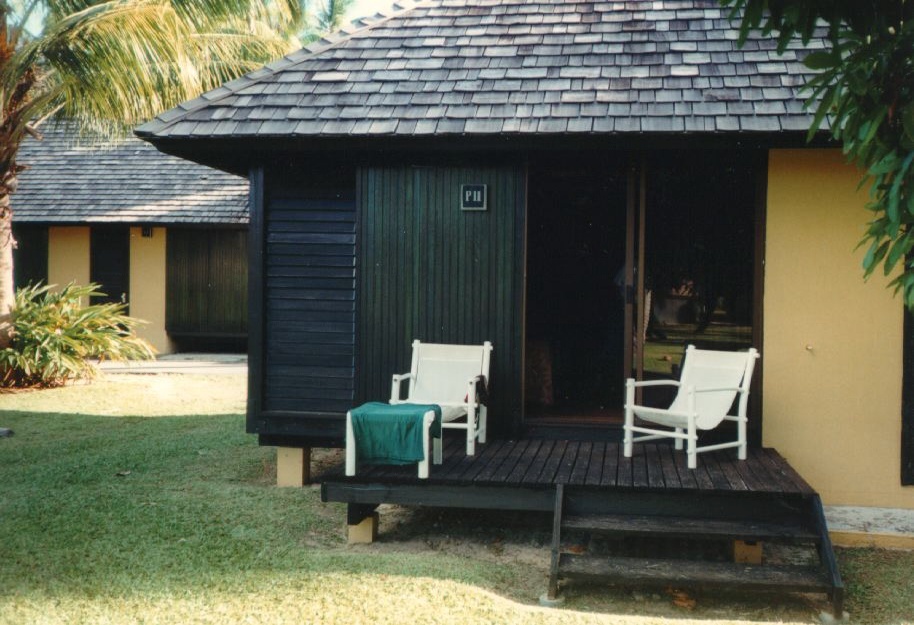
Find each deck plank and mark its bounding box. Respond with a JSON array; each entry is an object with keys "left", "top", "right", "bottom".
[
  {"left": 616, "top": 443, "right": 633, "bottom": 487},
  {"left": 507, "top": 438, "right": 544, "bottom": 483},
  {"left": 714, "top": 451, "right": 749, "bottom": 491},
  {"left": 522, "top": 439, "right": 557, "bottom": 485},
  {"left": 600, "top": 441, "right": 620, "bottom": 487},
  {"left": 457, "top": 440, "right": 509, "bottom": 482},
  {"left": 471, "top": 440, "right": 517, "bottom": 483},
  {"left": 701, "top": 452, "right": 733, "bottom": 490},
  {"left": 631, "top": 445, "right": 649, "bottom": 488},
  {"left": 491, "top": 439, "right": 536, "bottom": 482},
  {"left": 569, "top": 442, "right": 593, "bottom": 486},
  {"left": 585, "top": 442, "right": 606, "bottom": 486},
  {"left": 658, "top": 444, "right": 688, "bottom": 489},
  {"left": 553, "top": 442, "right": 580, "bottom": 485},
  {"left": 757, "top": 448, "right": 816, "bottom": 494},
  {"left": 646, "top": 444, "right": 667, "bottom": 489},
  {"left": 536, "top": 440, "right": 569, "bottom": 484}
]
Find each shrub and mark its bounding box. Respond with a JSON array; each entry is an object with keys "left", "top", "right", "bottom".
[{"left": 0, "top": 283, "right": 155, "bottom": 388}]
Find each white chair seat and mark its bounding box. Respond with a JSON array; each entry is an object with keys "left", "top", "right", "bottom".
[{"left": 623, "top": 344, "right": 759, "bottom": 469}]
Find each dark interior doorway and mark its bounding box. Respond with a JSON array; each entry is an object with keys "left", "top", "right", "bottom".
[
  {"left": 524, "top": 151, "right": 760, "bottom": 433},
  {"left": 90, "top": 226, "right": 130, "bottom": 312},
  {"left": 525, "top": 158, "right": 628, "bottom": 424}
]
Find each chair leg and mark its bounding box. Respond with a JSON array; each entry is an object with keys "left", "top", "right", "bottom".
[
  {"left": 687, "top": 418, "right": 698, "bottom": 470},
  {"left": 675, "top": 428, "right": 684, "bottom": 450},
  {"left": 737, "top": 416, "right": 747, "bottom": 461},
  {"left": 623, "top": 380, "right": 635, "bottom": 458},
  {"left": 345, "top": 412, "right": 356, "bottom": 476},
  {"left": 478, "top": 405, "right": 487, "bottom": 444},
  {"left": 433, "top": 436, "right": 443, "bottom": 464},
  {"left": 418, "top": 411, "right": 434, "bottom": 479},
  {"left": 466, "top": 430, "right": 475, "bottom": 456}
]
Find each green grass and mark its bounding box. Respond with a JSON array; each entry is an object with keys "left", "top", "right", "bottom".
[{"left": 0, "top": 374, "right": 912, "bottom": 624}]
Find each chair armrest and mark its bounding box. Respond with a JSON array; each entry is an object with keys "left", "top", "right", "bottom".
[
  {"left": 626, "top": 379, "right": 681, "bottom": 389},
  {"left": 390, "top": 373, "right": 412, "bottom": 402}
]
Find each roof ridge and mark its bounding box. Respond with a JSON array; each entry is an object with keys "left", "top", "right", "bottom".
[{"left": 135, "top": 0, "right": 433, "bottom": 137}]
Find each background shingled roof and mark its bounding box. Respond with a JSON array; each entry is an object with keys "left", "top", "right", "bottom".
[
  {"left": 137, "top": 0, "right": 828, "bottom": 140},
  {"left": 14, "top": 123, "right": 248, "bottom": 224}
]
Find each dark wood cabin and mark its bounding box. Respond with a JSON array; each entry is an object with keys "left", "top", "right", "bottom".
[{"left": 136, "top": 0, "right": 914, "bottom": 613}]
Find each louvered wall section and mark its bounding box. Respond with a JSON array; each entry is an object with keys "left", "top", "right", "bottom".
[
  {"left": 263, "top": 185, "right": 357, "bottom": 414},
  {"left": 357, "top": 165, "right": 526, "bottom": 438}
]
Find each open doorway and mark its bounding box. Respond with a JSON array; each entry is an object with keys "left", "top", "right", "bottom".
[
  {"left": 524, "top": 151, "right": 761, "bottom": 433},
  {"left": 524, "top": 158, "right": 628, "bottom": 424}
]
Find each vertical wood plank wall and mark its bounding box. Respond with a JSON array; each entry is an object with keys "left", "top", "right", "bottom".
[
  {"left": 357, "top": 165, "right": 526, "bottom": 438},
  {"left": 166, "top": 228, "right": 248, "bottom": 336},
  {"left": 262, "top": 181, "right": 357, "bottom": 415}
]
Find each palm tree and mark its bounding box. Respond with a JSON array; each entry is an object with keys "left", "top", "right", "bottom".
[{"left": 0, "top": 0, "right": 308, "bottom": 348}]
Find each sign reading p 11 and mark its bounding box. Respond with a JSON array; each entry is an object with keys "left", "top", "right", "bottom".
[{"left": 461, "top": 184, "right": 487, "bottom": 211}]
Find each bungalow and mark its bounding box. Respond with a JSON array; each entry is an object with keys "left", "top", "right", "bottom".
[
  {"left": 137, "top": 0, "right": 911, "bottom": 558},
  {"left": 13, "top": 122, "right": 250, "bottom": 353}
]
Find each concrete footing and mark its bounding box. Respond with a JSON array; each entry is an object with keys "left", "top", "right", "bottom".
[
  {"left": 348, "top": 512, "right": 379, "bottom": 544},
  {"left": 276, "top": 447, "right": 311, "bottom": 487}
]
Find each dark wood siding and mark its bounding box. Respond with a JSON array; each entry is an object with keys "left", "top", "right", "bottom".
[
  {"left": 166, "top": 228, "right": 247, "bottom": 337},
  {"left": 261, "top": 177, "right": 357, "bottom": 417},
  {"left": 12, "top": 225, "right": 48, "bottom": 289},
  {"left": 357, "top": 165, "right": 526, "bottom": 439}
]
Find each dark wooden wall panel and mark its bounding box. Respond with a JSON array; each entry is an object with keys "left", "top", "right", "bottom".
[
  {"left": 166, "top": 228, "right": 247, "bottom": 336},
  {"left": 262, "top": 183, "right": 357, "bottom": 415},
  {"left": 357, "top": 165, "right": 526, "bottom": 438}
]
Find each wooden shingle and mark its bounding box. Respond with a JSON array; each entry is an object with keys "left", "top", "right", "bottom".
[{"left": 137, "top": 0, "right": 828, "bottom": 140}]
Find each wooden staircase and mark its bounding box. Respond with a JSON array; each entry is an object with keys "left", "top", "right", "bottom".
[{"left": 546, "top": 484, "right": 844, "bottom": 617}]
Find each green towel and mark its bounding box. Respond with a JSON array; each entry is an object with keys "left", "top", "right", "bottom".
[{"left": 350, "top": 402, "right": 442, "bottom": 465}]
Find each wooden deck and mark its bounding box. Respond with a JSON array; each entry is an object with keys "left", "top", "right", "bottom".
[
  {"left": 324, "top": 436, "right": 815, "bottom": 495},
  {"left": 321, "top": 436, "right": 843, "bottom": 616}
]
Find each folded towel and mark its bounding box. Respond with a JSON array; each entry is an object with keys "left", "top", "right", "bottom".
[{"left": 350, "top": 402, "right": 442, "bottom": 465}]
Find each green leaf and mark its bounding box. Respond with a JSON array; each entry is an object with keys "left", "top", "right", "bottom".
[
  {"left": 903, "top": 105, "right": 914, "bottom": 144},
  {"left": 803, "top": 51, "right": 838, "bottom": 70},
  {"left": 863, "top": 239, "right": 890, "bottom": 276},
  {"left": 885, "top": 235, "right": 913, "bottom": 275}
]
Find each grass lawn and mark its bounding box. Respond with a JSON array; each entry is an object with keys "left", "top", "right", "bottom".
[{"left": 1, "top": 374, "right": 912, "bottom": 625}]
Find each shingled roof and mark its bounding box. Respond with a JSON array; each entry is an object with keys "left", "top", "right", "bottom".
[
  {"left": 15, "top": 123, "right": 248, "bottom": 224},
  {"left": 136, "top": 0, "right": 827, "bottom": 141}
]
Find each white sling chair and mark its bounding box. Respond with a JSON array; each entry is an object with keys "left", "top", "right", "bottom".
[
  {"left": 623, "top": 345, "right": 760, "bottom": 469},
  {"left": 392, "top": 340, "right": 493, "bottom": 456}
]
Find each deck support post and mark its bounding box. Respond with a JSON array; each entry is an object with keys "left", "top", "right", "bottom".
[
  {"left": 347, "top": 503, "right": 380, "bottom": 544},
  {"left": 276, "top": 447, "right": 311, "bottom": 487}
]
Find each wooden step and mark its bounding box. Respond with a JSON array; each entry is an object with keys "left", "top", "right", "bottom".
[
  {"left": 558, "top": 554, "right": 830, "bottom": 593},
  {"left": 562, "top": 513, "right": 818, "bottom": 542}
]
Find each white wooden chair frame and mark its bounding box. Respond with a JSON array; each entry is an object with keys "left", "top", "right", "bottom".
[
  {"left": 391, "top": 340, "right": 493, "bottom": 456},
  {"left": 623, "top": 345, "right": 760, "bottom": 469},
  {"left": 345, "top": 408, "right": 439, "bottom": 478}
]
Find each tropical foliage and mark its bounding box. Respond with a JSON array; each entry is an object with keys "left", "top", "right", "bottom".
[
  {"left": 0, "top": 0, "right": 314, "bottom": 349},
  {"left": 721, "top": 0, "right": 914, "bottom": 307},
  {"left": 0, "top": 282, "right": 154, "bottom": 387}
]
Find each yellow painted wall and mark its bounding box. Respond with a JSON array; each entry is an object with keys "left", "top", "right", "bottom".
[
  {"left": 46, "top": 226, "right": 173, "bottom": 354},
  {"left": 765, "top": 149, "right": 911, "bottom": 507},
  {"left": 129, "top": 227, "right": 173, "bottom": 354},
  {"left": 47, "top": 227, "right": 90, "bottom": 293}
]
